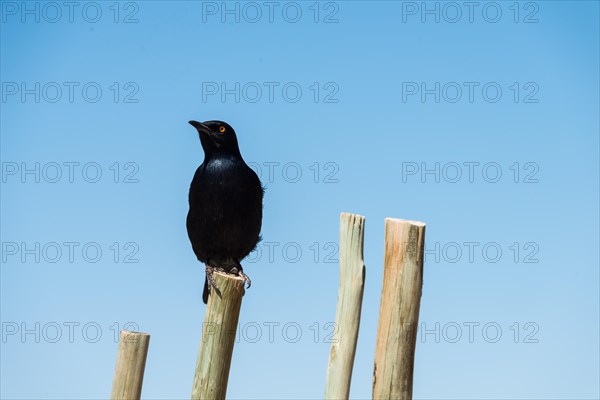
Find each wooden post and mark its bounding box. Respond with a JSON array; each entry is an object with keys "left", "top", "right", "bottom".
[
  {"left": 325, "top": 213, "right": 366, "bottom": 399},
  {"left": 111, "top": 330, "right": 150, "bottom": 400},
  {"left": 373, "top": 218, "right": 426, "bottom": 400},
  {"left": 191, "top": 272, "right": 245, "bottom": 400}
]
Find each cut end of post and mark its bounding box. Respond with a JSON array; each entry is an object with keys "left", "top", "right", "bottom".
[
  {"left": 212, "top": 271, "right": 246, "bottom": 282},
  {"left": 341, "top": 211, "right": 366, "bottom": 220},
  {"left": 121, "top": 330, "right": 150, "bottom": 337},
  {"left": 385, "top": 217, "right": 426, "bottom": 227},
  {"left": 341, "top": 213, "right": 366, "bottom": 232},
  {"left": 119, "top": 330, "right": 150, "bottom": 345}
]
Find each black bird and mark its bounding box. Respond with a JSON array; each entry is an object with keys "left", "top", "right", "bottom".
[{"left": 187, "top": 120, "right": 263, "bottom": 304}]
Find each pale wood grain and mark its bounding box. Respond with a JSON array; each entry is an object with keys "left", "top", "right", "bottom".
[
  {"left": 111, "top": 330, "right": 150, "bottom": 400},
  {"left": 324, "top": 213, "right": 366, "bottom": 400},
  {"left": 191, "top": 272, "right": 245, "bottom": 400},
  {"left": 373, "top": 218, "right": 426, "bottom": 400}
]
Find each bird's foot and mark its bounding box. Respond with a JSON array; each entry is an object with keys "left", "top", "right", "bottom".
[
  {"left": 231, "top": 262, "right": 251, "bottom": 289},
  {"left": 205, "top": 264, "right": 226, "bottom": 299},
  {"left": 239, "top": 271, "right": 251, "bottom": 289}
]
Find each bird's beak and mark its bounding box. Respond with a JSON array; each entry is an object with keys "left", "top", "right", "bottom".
[{"left": 188, "top": 120, "right": 210, "bottom": 136}]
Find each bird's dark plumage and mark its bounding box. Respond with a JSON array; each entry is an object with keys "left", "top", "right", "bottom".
[{"left": 186, "top": 120, "right": 263, "bottom": 304}]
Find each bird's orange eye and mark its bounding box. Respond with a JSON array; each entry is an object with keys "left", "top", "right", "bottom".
[{"left": 219, "top": 126, "right": 226, "bottom": 133}]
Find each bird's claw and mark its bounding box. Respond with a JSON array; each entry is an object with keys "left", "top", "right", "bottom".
[
  {"left": 206, "top": 262, "right": 251, "bottom": 301},
  {"left": 231, "top": 262, "right": 251, "bottom": 289},
  {"left": 239, "top": 271, "right": 251, "bottom": 289}
]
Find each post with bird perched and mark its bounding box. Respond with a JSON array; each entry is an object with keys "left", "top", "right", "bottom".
[
  {"left": 373, "top": 218, "right": 426, "bottom": 400},
  {"left": 324, "top": 213, "right": 366, "bottom": 399},
  {"left": 186, "top": 120, "right": 264, "bottom": 399},
  {"left": 191, "top": 272, "right": 245, "bottom": 399}
]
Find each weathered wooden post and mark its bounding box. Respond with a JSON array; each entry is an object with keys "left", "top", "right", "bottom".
[
  {"left": 373, "top": 218, "right": 426, "bottom": 400},
  {"left": 325, "top": 213, "right": 366, "bottom": 399},
  {"left": 191, "top": 272, "right": 245, "bottom": 400},
  {"left": 111, "top": 330, "right": 150, "bottom": 400}
]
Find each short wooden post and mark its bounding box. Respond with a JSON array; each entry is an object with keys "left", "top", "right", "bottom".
[
  {"left": 191, "top": 272, "right": 245, "bottom": 400},
  {"left": 325, "top": 213, "right": 366, "bottom": 399},
  {"left": 111, "top": 330, "right": 150, "bottom": 400},
  {"left": 373, "top": 218, "right": 426, "bottom": 400}
]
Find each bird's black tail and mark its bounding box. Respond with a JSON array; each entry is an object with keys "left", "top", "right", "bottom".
[{"left": 202, "top": 276, "right": 209, "bottom": 304}]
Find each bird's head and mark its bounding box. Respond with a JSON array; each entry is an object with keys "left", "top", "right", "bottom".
[{"left": 188, "top": 120, "right": 241, "bottom": 157}]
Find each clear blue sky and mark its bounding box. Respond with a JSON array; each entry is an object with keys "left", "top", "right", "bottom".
[{"left": 1, "top": 1, "right": 598, "bottom": 399}]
